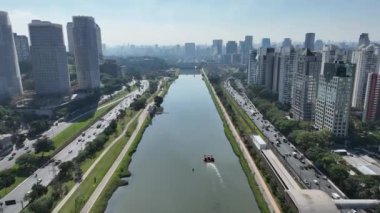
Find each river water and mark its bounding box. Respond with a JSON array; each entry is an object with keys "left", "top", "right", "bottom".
[{"left": 105, "top": 74, "right": 260, "bottom": 213}]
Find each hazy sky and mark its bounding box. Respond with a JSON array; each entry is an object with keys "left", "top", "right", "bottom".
[{"left": 3, "top": 0, "right": 380, "bottom": 46}]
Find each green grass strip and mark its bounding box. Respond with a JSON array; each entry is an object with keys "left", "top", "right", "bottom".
[{"left": 203, "top": 74, "right": 270, "bottom": 213}]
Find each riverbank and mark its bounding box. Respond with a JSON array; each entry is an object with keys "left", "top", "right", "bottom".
[
  {"left": 79, "top": 77, "right": 174, "bottom": 213},
  {"left": 202, "top": 70, "right": 278, "bottom": 213}
]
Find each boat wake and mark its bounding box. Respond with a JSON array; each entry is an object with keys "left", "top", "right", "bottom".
[{"left": 207, "top": 163, "right": 225, "bottom": 187}]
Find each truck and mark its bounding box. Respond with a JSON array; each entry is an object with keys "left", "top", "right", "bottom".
[{"left": 292, "top": 152, "right": 298, "bottom": 158}]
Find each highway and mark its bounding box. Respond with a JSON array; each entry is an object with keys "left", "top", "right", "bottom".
[
  {"left": 0, "top": 81, "right": 136, "bottom": 171},
  {"left": 224, "top": 78, "right": 346, "bottom": 198},
  {"left": 0, "top": 80, "right": 149, "bottom": 213}
]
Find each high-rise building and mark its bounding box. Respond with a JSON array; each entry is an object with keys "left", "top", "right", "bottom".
[
  {"left": 0, "top": 11, "right": 23, "bottom": 101},
  {"left": 282, "top": 38, "right": 292, "bottom": 48},
  {"left": 256, "top": 47, "right": 275, "bottom": 89},
  {"left": 241, "top": 36, "right": 253, "bottom": 64},
  {"left": 261, "top": 38, "right": 271, "bottom": 48},
  {"left": 184, "top": 42, "right": 196, "bottom": 60},
  {"left": 314, "top": 39, "right": 324, "bottom": 51},
  {"left": 304, "top": 33, "right": 315, "bottom": 51},
  {"left": 363, "top": 72, "right": 380, "bottom": 122},
  {"left": 278, "top": 46, "right": 297, "bottom": 104},
  {"left": 72, "top": 16, "right": 100, "bottom": 90},
  {"left": 13, "top": 33, "right": 30, "bottom": 62},
  {"left": 244, "top": 36, "right": 253, "bottom": 51},
  {"left": 291, "top": 49, "right": 321, "bottom": 121},
  {"left": 226, "top": 41, "right": 238, "bottom": 54},
  {"left": 212, "top": 39, "right": 223, "bottom": 55},
  {"left": 351, "top": 44, "right": 380, "bottom": 110},
  {"left": 66, "top": 22, "right": 75, "bottom": 55},
  {"left": 247, "top": 50, "right": 258, "bottom": 85},
  {"left": 358, "top": 33, "right": 370, "bottom": 47},
  {"left": 95, "top": 24, "right": 103, "bottom": 64},
  {"left": 29, "top": 20, "right": 71, "bottom": 95},
  {"left": 314, "top": 61, "right": 354, "bottom": 137},
  {"left": 272, "top": 52, "right": 281, "bottom": 93}
]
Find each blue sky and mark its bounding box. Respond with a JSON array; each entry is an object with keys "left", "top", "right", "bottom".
[{"left": 3, "top": 0, "right": 380, "bottom": 45}]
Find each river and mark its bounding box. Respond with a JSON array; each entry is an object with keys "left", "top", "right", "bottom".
[{"left": 105, "top": 73, "right": 260, "bottom": 213}]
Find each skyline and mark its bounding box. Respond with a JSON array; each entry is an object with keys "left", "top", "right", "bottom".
[{"left": 3, "top": 0, "right": 380, "bottom": 46}]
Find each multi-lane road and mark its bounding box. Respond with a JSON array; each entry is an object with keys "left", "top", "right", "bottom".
[
  {"left": 0, "top": 81, "right": 136, "bottom": 171},
  {"left": 224, "top": 78, "right": 346, "bottom": 198},
  {"left": 0, "top": 80, "right": 148, "bottom": 213}
]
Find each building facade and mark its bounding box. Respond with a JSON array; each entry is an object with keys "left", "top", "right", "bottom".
[
  {"left": 247, "top": 50, "right": 258, "bottom": 85},
  {"left": 29, "top": 20, "right": 71, "bottom": 95},
  {"left": 314, "top": 61, "right": 355, "bottom": 137},
  {"left": 358, "top": 33, "right": 370, "bottom": 47},
  {"left": 351, "top": 44, "right": 380, "bottom": 110},
  {"left": 304, "top": 33, "right": 315, "bottom": 51},
  {"left": 66, "top": 22, "right": 75, "bottom": 55},
  {"left": 278, "top": 46, "right": 297, "bottom": 104},
  {"left": 261, "top": 38, "right": 271, "bottom": 48},
  {"left": 184, "top": 42, "right": 196, "bottom": 60},
  {"left": 363, "top": 72, "right": 380, "bottom": 122},
  {"left": 290, "top": 49, "right": 321, "bottom": 121},
  {"left": 13, "top": 33, "right": 30, "bottom": 62},
  {"left": 0, "top": 11, "right": 23, "bottom": 101},
  {"left": 72, "top": 16, "right": 101, "bottom": 90},
  {"left": 95, "top": 24, "right": 103, "bottom": 64},
  {"left": 226, "top": 41, "right": 238, "bottom": 54}
]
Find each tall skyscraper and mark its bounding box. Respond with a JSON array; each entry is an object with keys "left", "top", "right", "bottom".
[
  {"left": 241, "top": 36, "right": 253, "bottom": 64},
  {"left": 29, "top": 20, "right": 70, "bottom": 95},
  {"left": 351, "top": 44, "right": 380, "bottom": 110},
  {"left": 95, "top": 24, "right": 103, "bottom": 64},
  {"left": 363, "top": 72, "right": 380, "bottom": 122},
  {"left": 73, "top": 16, "right": 100, "bottom": 90},
  {"left": 282, "top": 38, "right": 292, "bottom": 48},
  {"left": 358, "top": 33, "right": 370, "bottom": 47},
  {"left": 13, "top": 33, "right": 30, "bottom": 62},
  {"left": 291, "top": 49, "right": 321, "bottom": 121},
  {"left": 226, "top": 41, "right": 238, "bottom": 54},
  {"left": 304, "top": 33, "right": 315, "bottom": 51},
  {"left": 247, "top": 50, "right": 258, "bottom": 85},
  {"left": 261, "top": 38, "right": 271, "bottom": 48},
  {"left": 66, "top": 22, "right": 75, "bottom": 55},
  {"left": 256, "top": 47, "right": 275, "bottom": 89},
  {"left": 278, "top": 46, "right": 297, "bottom": 104},
  {"left": 0, "top": 11, "right": 23, "bottom": 101},
  {"left": 184, "top": 42, "right": 196, "bottom": 60},
  {"left": 314, "top": 61, "right": 355, "bottom": 137}
]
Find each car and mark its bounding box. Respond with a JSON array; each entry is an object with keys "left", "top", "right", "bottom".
[
  {"left": 54, "top": 160, "right": 62, "bottom": 166},
  {"left": 24, "top": 146, "right": 29, "bottom": 150},
  {"left": 68, "top": 150, "right": 73, "bottom": 154},
  {"left": 313, "top": 179, "right": 319, "bottom": 185},
  {"left": 8, "top": 156, "right": 13, "bottom": 161},
  {"left": 37, "top": 178, "right": 42, "bottom": 183},
  {"left": 315, "top": 174, "right": 320, "bottom": 178},
  {"left": 11, "top": 153, "right": 16, "bottom": 157},
  {"left": 322, "top": 175, "right": 327, "bottom": 180}
]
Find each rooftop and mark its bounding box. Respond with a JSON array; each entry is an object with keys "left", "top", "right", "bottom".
[{"left": 286, "top": 189, "right": 340, "bottom": 213}]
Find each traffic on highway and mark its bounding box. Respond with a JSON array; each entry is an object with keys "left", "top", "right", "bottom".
[
  {"left": 0, "top": 80, "right": 137, "bottom": 171},
  {"left": 224, "top": 78, "right": 346, "bottom": 199},
  {"left": 0, "top": 80, "right": 149, "bottom": 213}
]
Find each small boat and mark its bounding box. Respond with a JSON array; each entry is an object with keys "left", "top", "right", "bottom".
[{"left": 203, "top": 154, "right": 215, "bottom": 163}]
